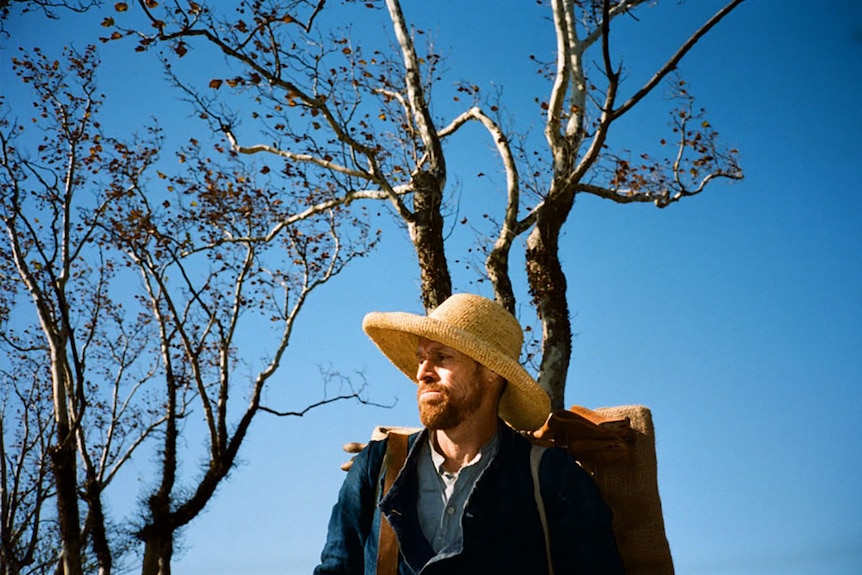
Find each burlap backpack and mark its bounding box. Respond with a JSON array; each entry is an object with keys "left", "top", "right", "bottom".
[{"left": 528, "top": 404, "right": 674, "bottom": 575}]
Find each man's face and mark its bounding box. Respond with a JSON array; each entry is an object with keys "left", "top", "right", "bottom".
[{"left": 415, "top": 337, "right": 492, "bottom": 430}]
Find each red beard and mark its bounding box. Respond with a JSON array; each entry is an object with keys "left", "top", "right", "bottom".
[{"left": 417, "top": 382, "right": 483, "bottom": 430}]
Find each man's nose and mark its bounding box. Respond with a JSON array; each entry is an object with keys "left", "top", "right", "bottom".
[{"left": 416, "top": 359, "right": 435, "bottom": 382}]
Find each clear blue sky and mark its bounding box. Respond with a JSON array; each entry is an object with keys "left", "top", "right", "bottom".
[{"left": 3, "top": 1, "right": 861, "bottom": 574}]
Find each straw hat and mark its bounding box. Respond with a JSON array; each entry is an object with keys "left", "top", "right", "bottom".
[{"left": 362, "top": 293, "right": 551, "bottom": 431}]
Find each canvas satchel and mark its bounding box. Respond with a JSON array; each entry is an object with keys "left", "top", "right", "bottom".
[
  {"left": 529, "top": 405, "right": 674, "bottom": 575},
  {"left": 588, "top": 405, "right": 674, "bottom": 575}
]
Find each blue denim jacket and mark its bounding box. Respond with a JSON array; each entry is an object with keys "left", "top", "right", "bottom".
[{"left": 314, "top": 423, "right": 623, "bottom": 575}]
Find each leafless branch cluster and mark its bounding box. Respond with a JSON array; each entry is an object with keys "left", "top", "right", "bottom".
[
  {"left": 105, "top": 0, "right": 744, "bottom": 408},
  {"left": 1, "top": 34, "right": 380, "bottom": 575}
]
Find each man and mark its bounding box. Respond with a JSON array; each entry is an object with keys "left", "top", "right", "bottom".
[{"left": 314, "top": 293, "right": 622, "bottom": 574}]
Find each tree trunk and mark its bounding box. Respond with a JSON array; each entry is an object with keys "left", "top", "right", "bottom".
[
  {"left": 83, "top": 484, "right": 113, "bottom": 575},
  {"left": 408, "top": 170, "right": 451, "bottom": 310},
  {"left": 140, "top": 530, "right": 172, "bottom": 575},
  {"left": 50, "top": 444, "right": 83, "bottom": 575},
  {"left": 138, "top": 370, "right": 178, "bottom": 575},
  {"left": 525, "top": 196, "right": 574, "bottom": 410},
  {"left": 50, "top": 351, "right": 85, "bottom": 575},
  {"left": 486, "top": 237, "right": 517, "bottom": 314}
]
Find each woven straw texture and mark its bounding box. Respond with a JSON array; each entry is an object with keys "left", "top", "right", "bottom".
[{"left": 582, "top": 405, "right": 674, "bottom": 575}]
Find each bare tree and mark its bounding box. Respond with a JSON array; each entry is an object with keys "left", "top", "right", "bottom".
[
  {"left": 0, "top": 44, "right": 166, "bottom": 575},
  {"left": 115, "top": 0, "right": 744, "bottom": 408},
  {"left": 517, "top": 0, "right": 745, "bottom": 407},
  {"left": 98, "top": 134, "right": 378, "bottom": 574},
  {"left": 2, "top": 31, "right": 380, "bottom": 575},
  {"left": 0, "top": 355, "right": 58, "bottom": 575}
]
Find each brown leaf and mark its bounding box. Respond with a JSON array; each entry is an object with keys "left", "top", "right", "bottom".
[
  {"left": 115, "top": 2, "right": 128, "bottom": 11},
  {"left": 209, "top": 79, "right": 223, "bottom": 89}
]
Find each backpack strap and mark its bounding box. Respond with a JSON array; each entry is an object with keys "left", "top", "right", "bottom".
[
  {"left": 377, "top": 432, "right": 409, "bottom": 575},
  {"left": 530, "top": 444, "right": 556, "bottom": 575}
]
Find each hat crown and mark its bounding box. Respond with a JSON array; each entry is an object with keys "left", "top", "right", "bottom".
[{"left": 430, "top": 293, "right": 523, "bottom": 361}]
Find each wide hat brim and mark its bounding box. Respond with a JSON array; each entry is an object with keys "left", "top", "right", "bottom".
[{"left": 362, "top": 302, "right": 550, "bottom": 432}]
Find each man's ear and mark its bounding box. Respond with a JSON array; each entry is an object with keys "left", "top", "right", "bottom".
[{"left": 482, "top": 367, "right": 506, "bottom": 394}]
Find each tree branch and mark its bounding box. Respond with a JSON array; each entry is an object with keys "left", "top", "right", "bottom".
[{"left": 613, "top": 0, "right": 747, "bottom": 119}]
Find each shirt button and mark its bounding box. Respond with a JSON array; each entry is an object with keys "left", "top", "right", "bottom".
[{"left": 446, "top": 507, "right": 455, "bottom": 516}]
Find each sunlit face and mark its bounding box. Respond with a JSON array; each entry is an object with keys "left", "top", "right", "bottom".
[{"left": 415, "top": 338, "right": 496, "bottom": 430}]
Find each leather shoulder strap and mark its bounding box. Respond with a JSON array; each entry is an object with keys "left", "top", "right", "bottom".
[{"left": 377, "top": 432, "right": 409, "bottom": 575}]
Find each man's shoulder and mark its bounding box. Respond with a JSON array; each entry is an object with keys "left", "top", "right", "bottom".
[
  {"left": 498, "top": 425, "right": 576, "bottom": 464},
  {"left": 355, "top": 429, "right": 424, "bottom": 470}
]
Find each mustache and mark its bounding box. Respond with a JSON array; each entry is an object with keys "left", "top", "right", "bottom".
[{"left": 417, "top": 384, "right": 448, "bottom": 396}]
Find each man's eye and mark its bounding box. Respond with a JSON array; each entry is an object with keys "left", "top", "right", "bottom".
[{"left": 417, "top": 351, "right": 452, "bottom": 363}]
